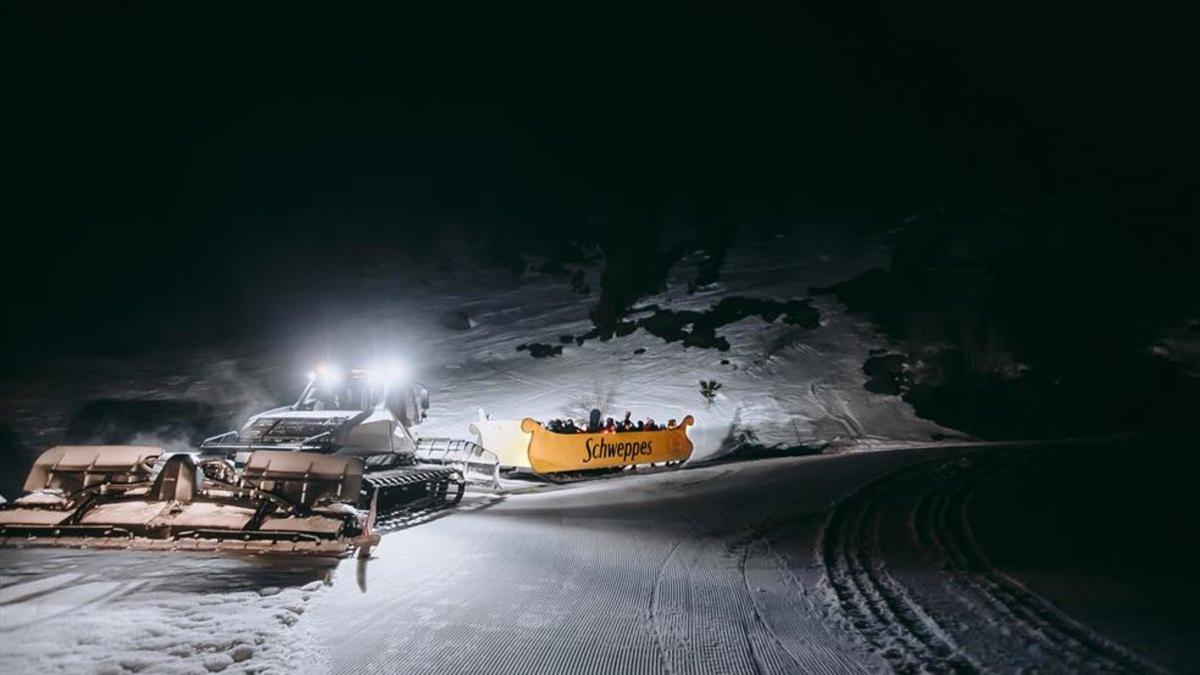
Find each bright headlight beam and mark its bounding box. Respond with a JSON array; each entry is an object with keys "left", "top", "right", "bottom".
[
  {"left": 314, "top": 363, "right": 342, "bottom": 386},
  {"left": 384, "top": 359, "right": 409, "bottom": 382},
  {"left": 367, "top": 359, "right": 409, "bottom": 382}
]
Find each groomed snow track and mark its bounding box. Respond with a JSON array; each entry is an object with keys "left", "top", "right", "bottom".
[
  {"left": 4, "top": 440, "right": 1186, "bottom": 674},
  {"left": 315, "top": 457, "right": 884, "bottom": 675}
]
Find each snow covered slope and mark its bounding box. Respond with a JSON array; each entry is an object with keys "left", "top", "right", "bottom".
[
  {"left": 0, "top": 220, "right": 955, "bottom": 493},
  {"left": 274, "top": 221, "right": 955, "bottom": 462}
]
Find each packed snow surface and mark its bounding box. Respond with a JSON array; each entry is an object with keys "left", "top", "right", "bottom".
[
  {"left": 1, "top": 439, "right": 1191, "bottom": 674},
  {"left": 0, "top": 551, "right": 337, "bottom": 674}
]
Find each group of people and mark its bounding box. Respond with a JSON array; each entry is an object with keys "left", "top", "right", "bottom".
[{"left": 543, "top": 409, "right": 678, "bottom": 434}]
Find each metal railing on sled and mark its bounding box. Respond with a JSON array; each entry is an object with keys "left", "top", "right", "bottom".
[{"left": 415, "top": 438, "right": 501, "bottom": 490}]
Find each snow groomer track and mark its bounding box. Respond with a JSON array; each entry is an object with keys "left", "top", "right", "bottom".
[
  {"left": 310, "top": 438, "right": 1189, "bottom": 675},
  {"left": 2, "top": 438, "right": 1192, "bottom": 674}
]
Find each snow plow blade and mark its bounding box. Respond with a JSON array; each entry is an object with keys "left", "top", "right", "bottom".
[
  {"left": 241, "top": 450, "right": 363, "bottom": 503},
  {"left": 22, "top": 444, "right": 162, "bottom": 493},
  {"left": 0, "top": 446, "right": 377, "bottom": 556},
  {"left": 521, "top": 416, "right": 694, "bottom": 477}
]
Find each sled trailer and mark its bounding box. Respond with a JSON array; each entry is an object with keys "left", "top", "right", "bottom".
[{"left": 521, "top": 415, "right": 694, "bottom": 479}]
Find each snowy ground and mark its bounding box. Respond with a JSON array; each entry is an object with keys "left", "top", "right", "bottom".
[
  {"left": 340, "top": 222, "right": 958, "bottom": 456},
  {"left": 4, "top": 437, "right": 1192, "bottom": 674},
  {"left": 2, "top": 222, "right": 1192, "bottom": 673},
  {"left": 0, "top": 550, "right": 337, "bottom": 674}
]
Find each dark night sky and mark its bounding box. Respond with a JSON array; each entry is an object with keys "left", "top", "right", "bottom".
[{"left": 2, "top": 4, "right": 1195, "bottom": 365}]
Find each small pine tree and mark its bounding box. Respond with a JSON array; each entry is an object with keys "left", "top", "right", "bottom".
[{"left": 699, "top": 379, "right": 722, "bottom": 405}]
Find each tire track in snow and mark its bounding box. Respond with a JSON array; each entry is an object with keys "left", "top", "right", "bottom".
[
  {"left": 647, "top": 525, "right": 694, "bottom": 675},
  {"left": 819, "top": 455, "right": 1172, "bottom": 674},
  {"left": 660, "top": 475, "right": 875, "bottom": 675},
  {"left": 649, "top": 525, "right": 764, "bottom": 674},
  {"left": 818, "top": 476, "right": 974, "bottom": 673},
  {"left": 741, "top": 539, "right": 871, "bottom": 675},
  {"left": 0, "top": 576, "right": 145, "bottom": 632},
  {"left": 747, "top": 540, "right": 876, "bottom": 675},
  {"left": 911, "top": 464, "right": 1170, "bottom": 675},
  {"left": 737, "top": 484, "right": 881, "bottom": 675}
]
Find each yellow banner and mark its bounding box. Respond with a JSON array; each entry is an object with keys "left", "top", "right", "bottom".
[{"left": 521, "top": 416, "right": 694, "bottom": 474}]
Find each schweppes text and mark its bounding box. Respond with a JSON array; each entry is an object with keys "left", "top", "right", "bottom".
[{"left": 583, "top": 437, "right": 654, "bottom": 464}]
